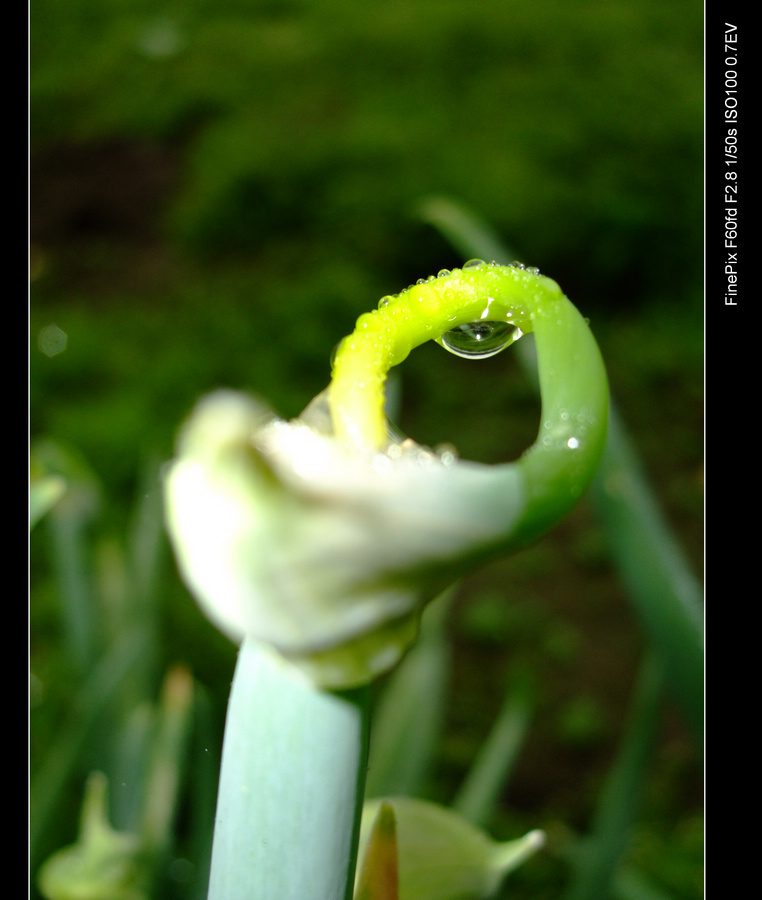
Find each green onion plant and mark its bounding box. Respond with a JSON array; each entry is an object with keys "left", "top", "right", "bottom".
[
  {"left": 162, "top": 259, "right": 609, "bottom": 899},
  {"left": 31, "top": 208, "right": 702, "bottom": 900}
]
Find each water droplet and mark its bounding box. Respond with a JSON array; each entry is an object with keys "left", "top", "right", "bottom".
[
  {"left": 437, "top": 268, "right": 451, "bottom": 278},
  {"left": 437, "top": 321, "right": 523, "bottom": 359},
  {"left": 136, "top": 18, "right": 184, "bottom": 59},
  {"left": 414, "top": 447, "right": 437, "bottom": 466},
  {"left": 330, "top": 338, "right": 347, "bottom": 368},
  {"left": 463, "top": 258, "right": 486, "bottom": 270},
  {"left": 378, "top": 295, "right": 393, "bottom": 308},
  {"left": 436, "top": 443, "right": 459, "bottom": 466},
  {"left": 38, "top": 323, "right": 67, "bottom": 357}
]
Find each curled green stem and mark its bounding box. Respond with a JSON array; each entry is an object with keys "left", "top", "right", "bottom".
[{"left": 329, "top": 261, "right": 609, "bottom": 545}]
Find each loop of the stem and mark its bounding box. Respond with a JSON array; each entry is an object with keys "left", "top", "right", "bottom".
[
  {"left": 329, "top": 262, "right": 609, "bottom": 541},
  {"left": 329, "top": 262, "right": 543, "bottom": 450}
]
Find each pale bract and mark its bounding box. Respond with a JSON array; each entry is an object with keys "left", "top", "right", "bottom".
[{"left": 164, "top": 389, "right": 527, "bottom": 688}]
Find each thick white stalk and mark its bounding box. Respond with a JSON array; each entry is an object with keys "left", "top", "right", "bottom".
[{"left": 207, "top": 637, "right": 370, "bottom": 900}]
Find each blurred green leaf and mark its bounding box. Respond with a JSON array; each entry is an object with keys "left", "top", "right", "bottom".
[
  {"left": 37, "top": 772, "right": 146, "bottom": 900},
  {"left": 355, "top": 802, "right": 399, "bottom": 900},
  {"left": 30, "top": 627, "right": 146, "bottom": 873},
  {"left": 30, "top": 474, "right": 67, "bottom": 530},
  {"left": 564, "top": 653, "right": 665, "bottom": 900},
  {"left": 452, "top": 663, "right": 535, "bottom": 829},
  {"left": 358, "top": 797, "right": 544, "bottom": 900},
  {"left": 589, "top": 411, "right": 703, "bottom": 745},
  {"left": 366, "top": 588, "right": 453, "bottom": 799},
  {"left": 31, "top": 439, "right": 102, "bottom": 672},
  {"left": 417, "top": 196, "right": 703, "bottom": 744}
]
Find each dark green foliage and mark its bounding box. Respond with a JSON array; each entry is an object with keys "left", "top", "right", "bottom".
[{"left": 32, "top": 0, "right": 702, "bottom": 301}]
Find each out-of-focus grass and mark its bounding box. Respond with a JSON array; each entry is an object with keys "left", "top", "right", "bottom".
[{"left": 32, "top": 0, "right": 701, "bottom": 298}]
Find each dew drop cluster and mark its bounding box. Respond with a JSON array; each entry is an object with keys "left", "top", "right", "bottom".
[{"left": 373, "top": 258, "right": 544, "bottom": 361}]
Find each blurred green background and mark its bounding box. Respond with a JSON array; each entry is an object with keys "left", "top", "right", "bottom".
[{"left": 30, "top": 1, "right": 703, "bottom": 898}]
